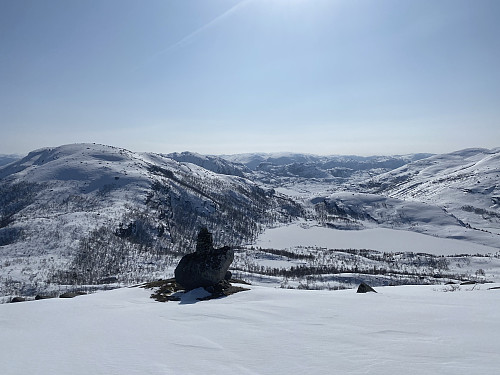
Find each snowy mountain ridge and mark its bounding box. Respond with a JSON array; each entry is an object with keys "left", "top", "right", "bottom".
[
  {"left": 1, "top": 143, "right": 499, "bottom": 298},
  {"left": 0, "top": 143, "right": 301, "bottom": 296},
  {"left": 364, "top": 147, "right": 500, "bottom": 235},
  {"left": 165, "top": 151, "right": 250, "bottom": 177},
  {"left": 220, "top": 151, "right": 433, "bottom": 182}
]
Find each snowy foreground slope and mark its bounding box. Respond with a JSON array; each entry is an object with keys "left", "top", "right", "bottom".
[{"left": 1, "top": 284, "right": 499, "bottom": 375}]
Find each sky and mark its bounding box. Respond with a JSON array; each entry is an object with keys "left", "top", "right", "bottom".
[{"left": 1, "top": 0, "right": 499, "bottom": 156}]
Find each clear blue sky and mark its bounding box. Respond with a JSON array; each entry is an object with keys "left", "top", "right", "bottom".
[{"left": 1, "top": 0, "right": 499, "bottom": 156}]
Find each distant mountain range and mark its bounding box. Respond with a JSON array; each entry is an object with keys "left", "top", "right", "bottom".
[
  {"left": 222, "top": 151, "right": 433, "bottom": 172},
  {"left": 0, "top": 154, "right": 20, "bottom": 167},
  {"left": 363, "top": 148, "right": 500, "bottom": 235},
  {"left": 1, "top": 143, "right": 499, "bottom": 298}
]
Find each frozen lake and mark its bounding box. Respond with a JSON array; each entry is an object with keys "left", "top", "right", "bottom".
[{"left": 255, "top": 222, "right": 498, "bottom": 255}]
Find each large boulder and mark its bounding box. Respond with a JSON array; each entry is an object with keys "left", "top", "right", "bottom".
[
  {"left": 357, "top": 282, "right": 377, "bottom": 293},
  {"left": 175, "top": 228, "right": 234, "bottom": 290}
]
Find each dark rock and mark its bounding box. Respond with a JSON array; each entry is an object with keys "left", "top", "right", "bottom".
[
  {"left": 35, "top": 295, "right": 54, "bottom": 300},
  {"left": 59, "top": 292, "right": 76, "bottom": 298},
  {"left": 175, "top": 246, "right": 234, "bottom": 290},
  {"left": 212, "top": 280, "right": 231, "bottom": 294},
  {"left": 357, "top": 282, "right": 377, "bottom": 293},
  {"left": 10, "top": 296, "right": 26, "bottom": 303},
  {"left": 196, "top": 227, "right": 214, "bottom": 253},
  {"left": 174, "top": 228, "right": 234, "bottom": 290},
  {"left": 60, "top": 291, "right": 87, "bottom": 298},
  {"left": 224, "top": 271, "right": 232, "bottom": 280},
  {"left": 142, "top": 278, "right": 184, "bottom": 302}
]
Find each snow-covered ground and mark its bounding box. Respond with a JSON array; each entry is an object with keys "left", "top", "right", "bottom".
[
  {"left": 255, "top": 221, "right": 498, "bottom": 255},
  {"left": 1, "top": 283, "right": 499, "bottom": 375}
]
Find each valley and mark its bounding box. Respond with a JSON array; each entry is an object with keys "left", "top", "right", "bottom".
[{"left": 0, "top": 144, "right": 499, "bottom": 300}]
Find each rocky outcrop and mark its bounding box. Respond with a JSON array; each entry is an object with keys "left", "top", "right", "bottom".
[
  {"left": 35, "top": 295, "right": 54, "bottom": 300},
  {"left": 174, "top": 228, "right": 234, "bottom": 290},
  {"left": 356, "top": 282, "right": 377, "bottom": 293},
  {"left": 59, "top": 291, "right": 87, "bottom": 298},
  {"left": 142, "top": 277, "right": 250, "bottom": 302},
  {"left": 10, "top": 296, "right": 26, "bottom": 303}
]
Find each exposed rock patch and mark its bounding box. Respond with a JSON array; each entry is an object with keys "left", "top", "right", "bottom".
[
  {"left": 10, "top": 296, "right": 26, "bottom": 303},
  {"left": 35, "top": 295, "right": 55, "bottom": 300},
  {"left": 357, "top": 282, "right": 377, "bottom": 293},
  {"left": 59, "top": 291, "right": 87, "bottom": 298},
  {"left": 142, "top": 277, "right": 250, "bottom": 302}
]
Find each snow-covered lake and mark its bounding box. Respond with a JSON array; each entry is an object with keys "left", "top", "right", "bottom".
[
  {"left": 1, "top": 283, "right": 499, "bottom": 375},
  {"left": 255, "top": 222, "right": 498, "bottom": 255}
]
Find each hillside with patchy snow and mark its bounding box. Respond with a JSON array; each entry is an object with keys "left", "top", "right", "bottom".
[
  {"left": 364, "top": 148, "right": 500, "bottom": 235},
  {"left": 1, "top": 144, "right": 499, "bottom": 298},
  {"left": 0, "top": 144, "right": 300, "bottom": 297}
]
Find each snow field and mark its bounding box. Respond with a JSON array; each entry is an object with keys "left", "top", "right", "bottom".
[{"left": 1, "top": 283, "right": 499, "bottom": 375}]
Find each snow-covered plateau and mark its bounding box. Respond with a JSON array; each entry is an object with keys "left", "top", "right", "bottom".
[
  {"left": 1, "top": 144, "right": 499, "bottom": 298},
  {"left": 1, "top": 283, "right": 499, "bottom": 375}
]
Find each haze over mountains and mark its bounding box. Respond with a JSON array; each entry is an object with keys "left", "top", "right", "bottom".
[
  {"left": 1, "top": 144, "right": 499, "bottom": 298},
  {"left": 0, "top": 154, "right": 20, "bottom": 167}
]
